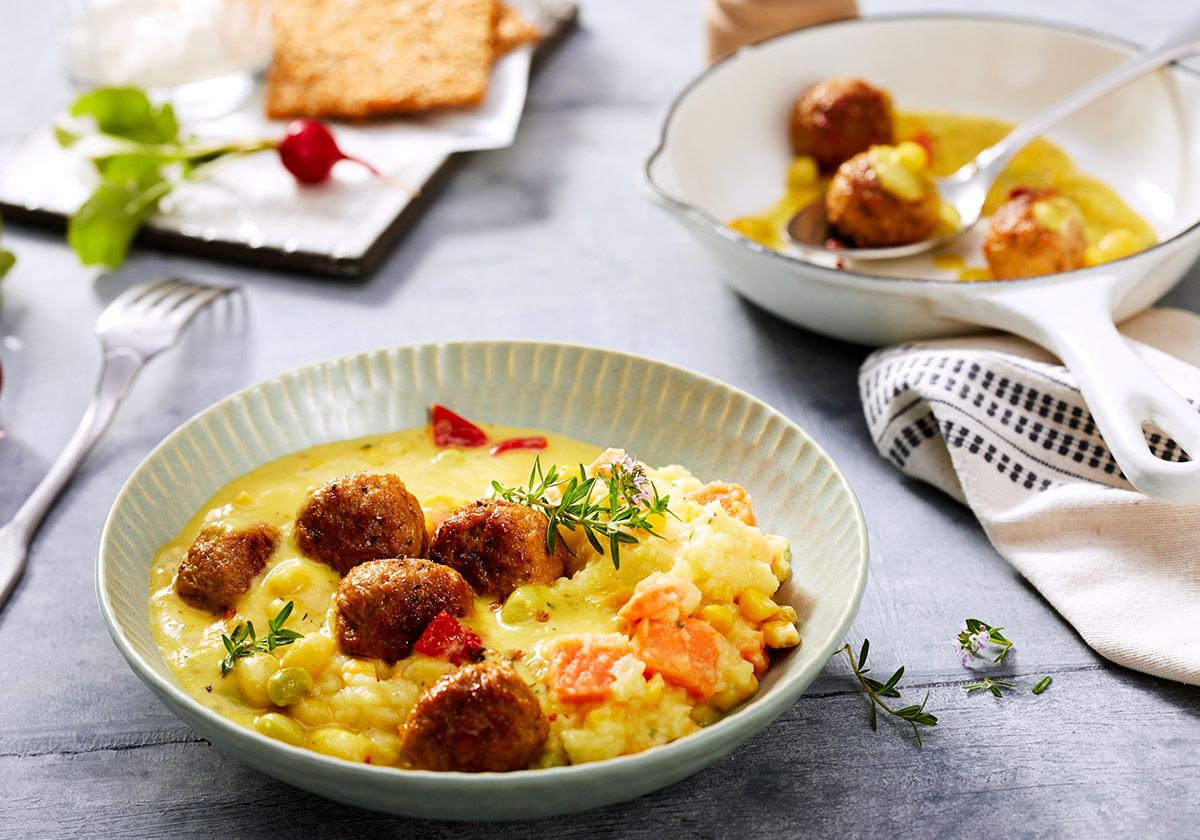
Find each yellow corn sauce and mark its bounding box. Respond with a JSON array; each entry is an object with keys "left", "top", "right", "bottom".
[
  {"left": 150, "top": 423, "right": 795, "bottom": 769},
  {"left": 729, "top": 110, "right": 1157, "bottom": 279}
]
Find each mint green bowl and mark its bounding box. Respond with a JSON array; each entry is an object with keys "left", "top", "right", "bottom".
[{"left": 97, "top": 341, "right": 868, "bottom": 820}]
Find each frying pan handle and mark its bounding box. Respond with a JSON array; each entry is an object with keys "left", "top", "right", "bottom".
[{"left": 935, "top": 276, "right": 1200, "bottom": 504}]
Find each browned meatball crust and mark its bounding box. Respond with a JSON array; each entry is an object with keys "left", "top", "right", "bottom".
[
  {"left": 429, "top": 499, "right": 567, "bottom": 598},
  {"left": 401, "top": 661, "right": 549, "bottom": 772},
  {"left": 790, "top": 77, "right": 894, "bottom": 172},
  {"left": 175, "top": 522, "right": 278, "bottom": 613},
  {"left": 295, "top": 472, "right": 428, "bottom": 576},
  {"left": 335, "top": 557, "right": 474, "bottom": 661},
  {"left": 825, "top": 150, "right": 940, "bottom": 247},
  {"left": 984, "top": 189, "right": 1087, "bottom": 279}
]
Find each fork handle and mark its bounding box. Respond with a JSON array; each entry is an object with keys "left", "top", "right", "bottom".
[{"left": 2, "top": 348, "right": 144, "bottom": 554}]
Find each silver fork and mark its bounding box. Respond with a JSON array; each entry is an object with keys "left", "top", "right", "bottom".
[{"left": 0, "top": 277, "right": 233, "bottom": 610}]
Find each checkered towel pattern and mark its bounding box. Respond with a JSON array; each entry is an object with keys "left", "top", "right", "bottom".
[{"left": 858, "top": 308, "right": 1200, "bottom": 686}]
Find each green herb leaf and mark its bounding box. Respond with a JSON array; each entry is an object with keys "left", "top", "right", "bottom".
[
  {"left": 1032, "top": 675, "right": 1053, "bottom": 695},
  {"left": 218, "top": 601, "right": 305, "bottom": 676},
  {"left": 839, "top": 640, "right": 936, "bottom": 747},
  {"left": 68, "top": 177, "right": 170, "bottom": 267},
  {"left": 94, "top": 152, "right": 178, "bottom": 187},
  {"left": 962, "top": 677, "right": 1016, "bottom": 696},
  {"left": 70, "top": 87, "right": 179, "bottom": 144}
]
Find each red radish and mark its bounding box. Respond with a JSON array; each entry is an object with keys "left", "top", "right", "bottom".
[{"left": 277, "top": 119, "right": 382, "bottom": 184}]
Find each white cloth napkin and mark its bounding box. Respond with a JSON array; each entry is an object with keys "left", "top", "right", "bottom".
[{"left": 859, "top": 307, "right": 1200, "bottom": 686}]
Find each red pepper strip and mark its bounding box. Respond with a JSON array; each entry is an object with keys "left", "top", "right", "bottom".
[
  {"left": 489, "top": 436, "right": 548, "bottom": 456},
  {"left": 431, "top": 404, "right": 488, "bottom": 447},
  {"left": 413, "top": 610, "right": 485, "bottom": 665}
]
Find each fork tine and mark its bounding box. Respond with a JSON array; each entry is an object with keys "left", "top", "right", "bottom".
[{"left": 165, "top": 285, "right": 228, "bottom": 326}]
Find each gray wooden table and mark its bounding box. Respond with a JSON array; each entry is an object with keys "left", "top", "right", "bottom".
[{"left": 2, "top": 1, "right": 1198, "bottom": 837}]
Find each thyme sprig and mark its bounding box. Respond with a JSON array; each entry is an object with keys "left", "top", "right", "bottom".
[
  {"left": 954, "top": 618, "right": 1013, "bottom": 664},
  {"left": 491, "top": 455, "right": 672, "bottom": 568},
  {"left": 219, "top": 601, "right": 304, "bottom": 676},
  {"left": 840, "top": 639, "right": 938, "bottom": 746},
  {"left": 963, "top": 677, "right": 1016, "bottom": 697}
]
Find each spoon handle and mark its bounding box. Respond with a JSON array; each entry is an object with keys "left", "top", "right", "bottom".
[{"left": 963, "top": 16, "right": 1200, "bottom": 193}]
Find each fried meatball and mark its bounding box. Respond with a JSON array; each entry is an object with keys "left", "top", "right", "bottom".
[
  {"left": 175, "top": 522, "right": 277, "bottom": 613},
  {"left": 430, "top": 499, "right": 568, "bottom": 598},
  {"left": 295, "top": 471, "right": 428, "bottom": 576},
  {"left": 984, "top": 190, "right": 1087, "bottom": 279},
  {"left": 400, "top": 661, "right": 549, "bottom": 772},
  {"left": 790, "top": 77, "right": 895, "bottom": 172},
  {"left": 825, "top": 145, "right": 942, "bottom": 247},
  {"left": 335, "top": 557, "right": 474, "bottom": 661}
]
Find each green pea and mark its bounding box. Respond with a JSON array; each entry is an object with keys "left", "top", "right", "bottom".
[
  {"left": 254, "top": 713, "right": 305, "bottom": 747},
  {"left": 267, "top": 666, "right": 314, "bottom": 707}
]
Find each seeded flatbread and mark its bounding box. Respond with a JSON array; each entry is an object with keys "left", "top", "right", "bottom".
[
  {"left": 494, "top": 3, "right": 542, "bottom": 58},
  {"left": 267, "top": 0, "right": 499, "bottom": 120}
]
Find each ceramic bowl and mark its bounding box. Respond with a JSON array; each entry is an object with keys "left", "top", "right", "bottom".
[
  {"left": 642, "top": 14, "right": 1200, "bottom": 346},
  {"left": 97, "top": 341, "right": 869, "bottom": 820}
]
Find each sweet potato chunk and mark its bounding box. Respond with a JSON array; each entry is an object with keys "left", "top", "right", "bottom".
[
  {"left": 687, "top": 481, "right": 756, "bottom": 526},
  {"left": 631, "top": 618, "right": 722, "bottom": 700},
  {"left": 545, "top": 634, "right": 633, "bottom": 703}
]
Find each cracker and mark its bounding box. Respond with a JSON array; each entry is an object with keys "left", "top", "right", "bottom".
[
  {"left": 266, "top": 0, "right": 499, "bottom": 121},
  {"left": 494, "top": 3, "right": 542, "bottom": 58}
]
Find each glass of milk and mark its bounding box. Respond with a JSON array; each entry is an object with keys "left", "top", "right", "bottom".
[{"left": 58, "top": 0, "right": 273, "bottom": 118}]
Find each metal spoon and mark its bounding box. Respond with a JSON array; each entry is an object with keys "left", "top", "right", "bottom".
[{"left": 785, "top": 15, "right": 1200, "bottom": 260}]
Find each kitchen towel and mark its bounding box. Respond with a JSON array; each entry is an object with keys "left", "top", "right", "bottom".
[{"left": 859, "top": 307, "right": 1200, "bottom": 686}]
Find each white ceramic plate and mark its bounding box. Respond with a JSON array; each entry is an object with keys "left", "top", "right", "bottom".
[{"left": 97, "top": 341, "right": 869, "bottom": 820}]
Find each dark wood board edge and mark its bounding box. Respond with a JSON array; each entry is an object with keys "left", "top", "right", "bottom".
[{"left": 0, "top": 2, "right": 579, "bottom": 280}]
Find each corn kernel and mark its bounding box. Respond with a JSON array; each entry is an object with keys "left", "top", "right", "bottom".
[
  {"left": 775, "top": 605, "right": 798, "bottom": 624},
  {"left": 308, "top": 727, "right": 371, "bottom": 762},
  {"left": 738, "top": 588, "right": 779, "bottom": 623},
  {"left": 698, "top": 604, "right": 735, "bottom": 635},
  {"left": 762, "top": 620, "right": 802, "bottom": 649},
  {"left": 280, "top": 632, "right": 335, "bottom": 679}
]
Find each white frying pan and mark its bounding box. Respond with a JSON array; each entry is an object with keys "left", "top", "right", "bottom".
[{"left": 643, "top": 15, "right": 1200, "bottom": 504}]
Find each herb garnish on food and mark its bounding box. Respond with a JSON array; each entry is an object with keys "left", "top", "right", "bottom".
[
  {"left": 839, "top": 639, "right": 938, "bottom": 746},
  {"left": 491, "top": 455, "right": 672, "bottom": 569},
  {"left": 219, "top": 601, "right": 304, "bottom": 676}
]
